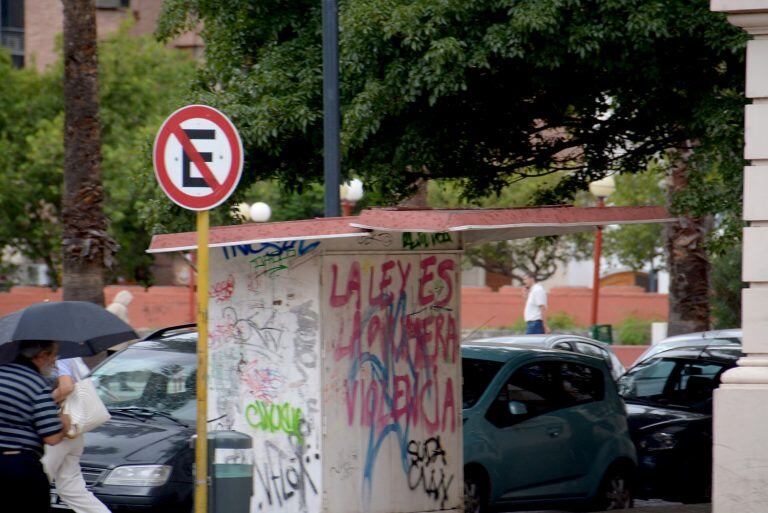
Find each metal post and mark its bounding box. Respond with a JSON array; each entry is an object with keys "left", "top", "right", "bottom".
[
  {"left": 322, "top": 0, "right": 341, "bottom": 217},
  {"left": 194, "top": 211, "right": 210, "bottom": 513},
  {"left": 590, "top": 196, "right": 605, "bottom": 326}
]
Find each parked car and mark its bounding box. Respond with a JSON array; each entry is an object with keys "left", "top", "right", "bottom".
[
  {"left": 462, "top": 344, "right": 637, "bottom": 512},
  {"left": 467, "top": 334, "right": 626, "bottom": 380},
  {"left": 52, "top": 325, "right": 197, "bottom": 513},
  {"left": 632, "top": 329, "right": 741, "bottom": 367},
  {"left": 617, "top": 344, "right": 740, "bottom": 503}
]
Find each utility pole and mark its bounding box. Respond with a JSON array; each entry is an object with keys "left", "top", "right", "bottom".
[{"left": 322, "top": 0, "right": 341, "bottom": 217}]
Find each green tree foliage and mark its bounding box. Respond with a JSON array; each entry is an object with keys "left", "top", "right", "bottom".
[
  {"left": 157, "top": 0, "right": 746, "bottom": 208},
  {"left": 603, "top": 169, "right": 665, "bottom": 271},
  {"left": 710, "top": 244, "right": 743, "bottom": 329},
  {"left": 428, "top": 176, "right": 576, "bottom": 283},
  {"left": 615, "top": 315, "right": 656, "bottom": 345},
  {"left": 0, "top": 26, "right": 196, "bottom": 286}
]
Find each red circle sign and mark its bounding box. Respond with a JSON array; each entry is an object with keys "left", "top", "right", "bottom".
[{"left": 153, "top": 105, "right": 243, "bottom": 211}]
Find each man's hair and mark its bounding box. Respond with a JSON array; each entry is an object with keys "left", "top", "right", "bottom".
[
  {"left": 17, "top": 340, "right": 57, "bottom": 360},
  {"left": 525, "top": 272, "right": 537, "bottom": 280}
]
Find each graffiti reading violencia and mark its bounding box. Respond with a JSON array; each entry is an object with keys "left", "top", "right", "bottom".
[{"left": 327, "top": 254, "right": 459, "bottom": 505}]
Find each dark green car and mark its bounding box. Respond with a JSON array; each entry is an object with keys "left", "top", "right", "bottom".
[{"left": 462, "top": 344, "right": 637, "bottom": 512}]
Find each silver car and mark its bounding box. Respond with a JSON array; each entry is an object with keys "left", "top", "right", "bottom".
[
  {"left": 632, "top": 329, "right": 741, "bottom": 368},
  {"left": 465, "top": 334, "right": 626, "bottom": 380}
]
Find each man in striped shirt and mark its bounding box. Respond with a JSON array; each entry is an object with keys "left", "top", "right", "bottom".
[{"left": 0, "top": 340, "right": 71, "bottom": 513}]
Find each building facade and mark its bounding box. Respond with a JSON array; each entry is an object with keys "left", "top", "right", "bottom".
[{"left": 0, "top": 0, "right": 201, "bottom": 70}]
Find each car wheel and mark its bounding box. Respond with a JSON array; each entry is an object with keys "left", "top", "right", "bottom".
[
  {"left": 464, "top": 469, "right": 489, "bottom": 513},
  {"left": 590, "top": 464, "right": 634, "bottom": 511}
]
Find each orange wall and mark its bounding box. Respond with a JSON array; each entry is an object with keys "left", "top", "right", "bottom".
[
  {"left": 0, "top": 286, "right": 193, "bottom": 330},
  {"left": 462, "top": 286, "right": 667, "bottom": 328},
  {"left": 612, "top": 345, "right": 649, "bottom": 369},
  {"left": 1, "top": 285, "right": 667, "bottom": 336}
]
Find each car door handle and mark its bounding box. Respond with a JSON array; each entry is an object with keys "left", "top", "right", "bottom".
[{"left": 546, "top": 427, "right": 561, "bottom": 438}]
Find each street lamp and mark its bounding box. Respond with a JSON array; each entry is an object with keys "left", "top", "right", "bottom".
[
  {"left": 340, "top": 178, "right": 364, "bottom": 216},
  {"left": 232, "top": 202, "right": 272, "bottom": 223},
  {"left": 249, "top": 202, "right": 272, "bottom": 222},
  {"left": 588, "top": 175, "right": 616, "bottom": 327}
]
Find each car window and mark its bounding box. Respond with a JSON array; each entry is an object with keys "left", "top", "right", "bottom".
[
  {"left": 618, "top": 358, "right": 676, "bottom": 398},
  {"left": 559, "top": 362, "right": 604, "bottom": 406},
  {"left": 462, "top": 358, "right": 504, "bottom": 408},
  {"left": 485, "top": 362, "right": 561, "bottom": 428},
  {"left": 553, "top": 341, "right": 572, "bottom": 351},
  {"left": 575, "top": 342, "right": 603, "bottom": 359},
  {"left": 91, "top": 347, "right": 198, "bottom": 423},
  {"left": 618, "top": 357, "right": 729, "bottom": 412}
]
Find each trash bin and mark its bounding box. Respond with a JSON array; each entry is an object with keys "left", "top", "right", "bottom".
[
  {"left": 589, "top": 324, "right": 613, "bottom": 344},
  {"left": 208, "top": 431, "right": 254, "bottom": 513}
]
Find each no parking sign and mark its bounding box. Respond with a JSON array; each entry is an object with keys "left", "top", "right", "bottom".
[
  {"left": 152, "top": 104, "right": 244, "bottom": 513},
  {"left": 153, "top": 104, "right": 243, "bottom": 211}
]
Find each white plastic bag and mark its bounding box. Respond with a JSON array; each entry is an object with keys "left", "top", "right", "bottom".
[{"left": 61, "top": 359, "right": 110, "bottom": 437}]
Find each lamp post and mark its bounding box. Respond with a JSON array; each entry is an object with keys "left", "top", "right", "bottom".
[
  {"left": 249, "top": 202, "right": 272, "bottom": 223},
  {"left": 340, "top": 178, "right": 364, "bottom": 216},
  {"left": 588, "top": 175, "right": 616, "bottom": 326}
]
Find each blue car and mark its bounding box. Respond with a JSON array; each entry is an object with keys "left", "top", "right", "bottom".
[{"left": 462, "top": 344, "right": 637, "bottom": 512}]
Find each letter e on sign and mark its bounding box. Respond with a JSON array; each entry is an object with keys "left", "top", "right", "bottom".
[{"left": 153, "top": 105, "right": 243, "bottom": 211}]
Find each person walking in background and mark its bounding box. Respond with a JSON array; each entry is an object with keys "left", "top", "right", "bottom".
[
  {"left": 523, "top": 273, "right": 548, "bottom": 334},
  {"left": 0, "top": 340, "right": 71, "bottom": 513},
  {"left": 43, "top": 357, "right": 111, "bottom": 513}
]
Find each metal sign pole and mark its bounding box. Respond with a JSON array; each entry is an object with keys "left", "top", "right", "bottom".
[
  {"left": 322, "top": 0, "right": 341, "bottom": 218},
  {"left": 194, "top": 210, "right": 210, "bottom": 513}
]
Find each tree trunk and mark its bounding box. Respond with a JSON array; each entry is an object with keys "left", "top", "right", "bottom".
[
  {"left": 666, "top": 145, "right": 711, "bottom": 336},
  {"left": 398, "top": 178, "right": 429, "bottom": 208},
  {"left": 61, "top": 0, "right": 115, "bottom": 305}
]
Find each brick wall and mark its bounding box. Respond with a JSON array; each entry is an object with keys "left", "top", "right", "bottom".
[
  {"left": 462, "top": 285, "right": 667, "bottom": 328},
  {"left": 0, "top": 285, "right": 193, "bottom": 330},
  {"left": 24, "top": 0, "right": 202, "bottom": 71},
  {"left": 0, "top": 285, "right": 667, "bottom": 342}
]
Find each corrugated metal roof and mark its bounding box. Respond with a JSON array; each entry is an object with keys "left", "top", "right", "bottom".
[
  {"left": 147, "top": 205, "right": 675, "bottom": 253},
  {"left": 351, "top": 205, "right": 675, "bottom": 244},
  {"left": 147, "top": 217, "right": 366, "bottom": 253}
]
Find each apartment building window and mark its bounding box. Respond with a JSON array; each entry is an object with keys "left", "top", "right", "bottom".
[
  {"left": 0, "top": 0, "right": 23, "bottom": 68},
  {"left": 95, "top": 0, "right": 130, "bottom": 9}
]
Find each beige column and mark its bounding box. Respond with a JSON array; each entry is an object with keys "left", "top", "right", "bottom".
[{"left": 710, "top": 2, "right": 768, "bottom": 512}]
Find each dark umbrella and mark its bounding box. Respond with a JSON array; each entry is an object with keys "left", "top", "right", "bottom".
[{"left": 0, "top": 301, "right": 138, "bottom": 363}]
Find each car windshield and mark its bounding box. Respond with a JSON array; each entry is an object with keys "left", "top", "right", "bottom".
[
  {"left": 462, "top": 358, "right": 503, "bottom": 408},
  {"left": 618, "top": 357, "right": 729, "bottom": 412},
  {"left": 91, "top": 347, "right": 197, "bottom": 424}
]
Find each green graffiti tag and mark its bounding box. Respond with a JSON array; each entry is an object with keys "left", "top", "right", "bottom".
[
  {"left": 245, "top": 399, "right": 304, "bottom": 440},
  {"left": 402, "top": 232, "right": 453, "bottom": 250}
]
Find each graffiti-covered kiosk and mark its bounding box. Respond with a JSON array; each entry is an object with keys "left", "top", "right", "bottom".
[{"left": 147, "top": 206, "right": 670, "bottom": 513}]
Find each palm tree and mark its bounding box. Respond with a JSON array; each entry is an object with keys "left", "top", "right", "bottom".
[
  {"left": 666, "top": 144, "right": 711, "bottom": 336},
  {"left": 61, "top": 0, "right": 116, "bottom": 305}
]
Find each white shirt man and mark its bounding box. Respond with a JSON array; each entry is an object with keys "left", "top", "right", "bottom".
[{"left": 523, "top": 274, "right": 548, "bottom": 334}]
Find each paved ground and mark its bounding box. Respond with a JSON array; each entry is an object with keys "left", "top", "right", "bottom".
[{"left": 518, "top": 500, "right": 709, "bottom": 512}]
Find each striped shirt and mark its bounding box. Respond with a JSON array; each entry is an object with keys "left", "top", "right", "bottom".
[{"left": 0, "top": 362, "right": 62, "bottom": 455}]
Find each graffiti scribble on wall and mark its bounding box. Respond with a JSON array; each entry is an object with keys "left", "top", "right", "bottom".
[
  {"left": 407, "top": 436, "right": 454, "bottom": 508},
  {"left": 211, "top": 274, "right": 235, "bottom": 302},
  {"left": 326, "top": 254, "right": 460, "bottom": 509},
  {"left": 209, "top": 239, "right": 322, "bottom": 513},
  {"left": 401, "top": 232, "right": 453, "bottom": 251}
]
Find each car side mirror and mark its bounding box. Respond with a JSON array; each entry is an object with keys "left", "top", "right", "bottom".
[{"left": 508, "top": 401, "right": 528, "bottom": 416}]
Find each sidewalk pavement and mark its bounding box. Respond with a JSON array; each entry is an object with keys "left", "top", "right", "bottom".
[{"left": 615, "top": 504, "right": 710, "bottom": 513}]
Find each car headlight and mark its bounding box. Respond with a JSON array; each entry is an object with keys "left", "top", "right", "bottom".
[
  {"left": 103, "top": 465, "right": 172, "bottom": 486},
  {"left": 639, "top": 426, "right": 685, "bottom": 452}
]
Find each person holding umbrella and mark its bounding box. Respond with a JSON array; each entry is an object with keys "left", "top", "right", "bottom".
[
  {"left": 0, "top": 340, "right": 72, "bottom": 513},
  {"left": 0, "top": 301, "right": 138, "bottom": 513}
]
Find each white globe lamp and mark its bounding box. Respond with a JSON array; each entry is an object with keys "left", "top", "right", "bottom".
[{"left": 250, "top": 202, "right": 272, "bottom": 223}]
